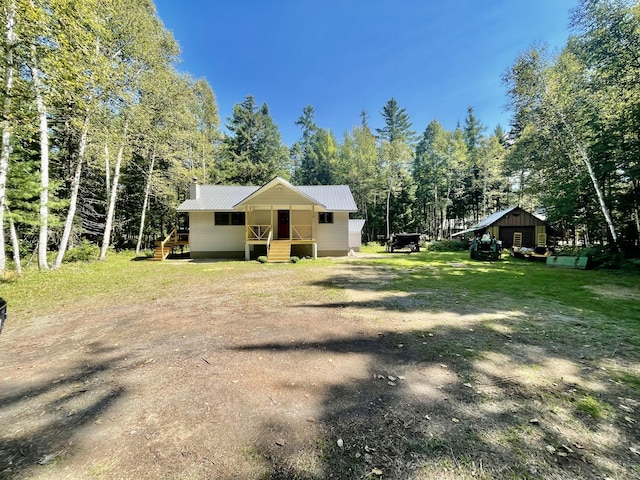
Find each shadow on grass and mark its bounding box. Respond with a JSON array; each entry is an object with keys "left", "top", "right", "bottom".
[
  {"left": 0, "top": 352, "right": 126, "bottom": 479},
  {"left": 233, "top": 254, "right": 640, "bottom": 479}
]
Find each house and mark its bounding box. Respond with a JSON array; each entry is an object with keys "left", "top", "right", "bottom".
[
  {"left": 176, "top": 176, "right": 359, "bottom": 261},
  {"left": 452, "top": 206, "right": 551, "bottom": 249}
]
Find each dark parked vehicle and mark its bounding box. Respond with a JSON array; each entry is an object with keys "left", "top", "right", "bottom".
[
  {"left": 385, "top": 233, "right": 421, "bottom": 253},
  {"left": 0, "top": 297, "right": 6, "bottom": 335}
]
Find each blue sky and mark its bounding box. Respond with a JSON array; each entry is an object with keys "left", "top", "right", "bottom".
[{"left": 153, "top": 1, "right": 578, "bottom": 146}]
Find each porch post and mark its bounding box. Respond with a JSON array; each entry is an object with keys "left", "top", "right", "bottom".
[
  {"left": 245, "top": 243, "right": 250, "bottom": 261},
  {"left": 313, "top": 242, "right": 317, "bottom": 259},
  {"left": 289, "top": 206, "right": 292, "bottom": 239}
]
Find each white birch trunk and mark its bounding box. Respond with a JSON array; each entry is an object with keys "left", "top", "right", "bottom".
[
  {"left": 100, "top": 120, "right": 128, "bottom": 261},
  {"left": 135, "top": 147, "right": 156, "bottom": 255},
  {"left": 0, "top": 0, "right": 16, "bottom": 274},
  {"left": 104, "top": 140, "right": 110, "bottom": 202},
  {"left": 53, "top": 116, "right": 90, "bottom": 268},
  {"left": 386, "top": 179, "right": 392, "bottom": 240},
  {"left": 31, "top": 45, "right": 50, "bottom": 270},
  {"left": 8, "top": 209, "right": 21, "bottom": 275}
]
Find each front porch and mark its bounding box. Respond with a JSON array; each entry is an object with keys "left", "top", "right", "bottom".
[
  {"left": 244, "top": 223, "right": 317, "bottom": 262},
  {"left": 243, "top": 207, "right": 318, "bottom": 262}
]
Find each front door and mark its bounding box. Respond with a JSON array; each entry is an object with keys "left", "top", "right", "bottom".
[{"left": 278, "top": 210, "right": 290, "bottom": 239}]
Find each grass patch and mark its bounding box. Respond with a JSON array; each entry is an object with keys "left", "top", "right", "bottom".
[{"left": 575, "top": 395, "right": 611, "bottom": 419}]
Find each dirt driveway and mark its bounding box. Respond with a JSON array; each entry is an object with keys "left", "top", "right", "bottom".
[{"left": 1, "top": 255, "right": 638, "bottom": 479}]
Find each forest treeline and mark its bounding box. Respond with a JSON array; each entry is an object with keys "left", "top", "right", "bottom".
[{"left": 0, "top": 0, "right": 638, "bottom": 274}]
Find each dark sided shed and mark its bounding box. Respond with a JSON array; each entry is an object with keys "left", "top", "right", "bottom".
[{"left": 453, "top": 206, "right": 550, "bottom": 249}]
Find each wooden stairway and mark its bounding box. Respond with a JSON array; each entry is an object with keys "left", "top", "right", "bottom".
[
  {"left": 268, "top": 240, "right": 291, "bottom": 263},
  {"left": 152, "top": 243, "right": 173, "bottom": 261}
]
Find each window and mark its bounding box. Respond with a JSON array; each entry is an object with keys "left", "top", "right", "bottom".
[
  {"left": 318, "top": 212, "right": 334, "bottom": 224},
  {"left": 215, "top": 212, "right": 245, "bottom": 225}
]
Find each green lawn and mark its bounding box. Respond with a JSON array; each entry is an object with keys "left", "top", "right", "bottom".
[{"left": 1, "top": 248, "right": 639, "bottom": 479}]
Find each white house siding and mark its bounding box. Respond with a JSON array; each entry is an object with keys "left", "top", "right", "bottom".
[
  {"left": 291, "top": 209, "right": 312, "bottom": 224},
  {"left": 189, "top": 211, "right": 245, "bottom": 258},
  {"left": 316, "top": 211, "right": 350, "bottom": 256},
  {"left": 247, "top": 209, "right": 271, "bottom": 226}
]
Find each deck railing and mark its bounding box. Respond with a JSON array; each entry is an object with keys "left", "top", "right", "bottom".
[
  {"left": 247, "top": 224, "right": 272, "bottom": 240},
  {"left": 247, "top": 224, "right": 314, "bottom": 241},
  {"left": 292, "top": 224, "right": 313, "bottom": 240}
]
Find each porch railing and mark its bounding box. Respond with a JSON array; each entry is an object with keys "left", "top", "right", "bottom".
[
  {"left": 292, "top": 224, "right": 313, "bottom": 240},
  {"left": 247, "top": 225, "right": 271, "bottom": 241}
]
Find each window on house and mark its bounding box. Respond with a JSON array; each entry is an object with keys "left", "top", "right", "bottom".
[
  {"left": 318, "top": 212, "right": 334, "bottom": 224},
  {"left": 215, "top": 212, "right": 246, "bottom": 225}
]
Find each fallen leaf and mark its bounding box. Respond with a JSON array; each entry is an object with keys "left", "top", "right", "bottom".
[
  {"left": 630, "top": 445, "right": 640, "bottom": 456},
  {"left": 388, "top": 381, "right": 396, "bottom": 387},
  {"left": 451, "top": 417, "right": 459, "bottom": 423},
  {"left": 371, "top": 467, "right": 383, "bottom": 476},
  {"left": 337, "top": 438, "right": 344, "bottom": 448},
  {"left": 545, "top": 445, "right": 556, "bottom": 454},
  {"left": 388, "top": 375, "right": 396, "bottom": 381},
  {"left": 275, "top": 439, "right": 285, "bottom": 446}
]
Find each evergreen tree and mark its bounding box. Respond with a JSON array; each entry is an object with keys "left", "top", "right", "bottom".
[{"left": 221, "top": 95, "right": 289, "bottom": 185}]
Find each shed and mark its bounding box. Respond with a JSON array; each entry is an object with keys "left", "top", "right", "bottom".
[
  {"left": 348, "top": 219, "right": 365, "bottom": 252},
  {"left": 452, "top": 206, "right": 550, "bottom": 249}
]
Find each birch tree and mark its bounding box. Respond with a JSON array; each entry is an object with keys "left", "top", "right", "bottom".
[
  {"left": 504, "top": 47, "right": 619, "bottom": 248},
  {"left": 0, "top": 0, "right": 16, "bottom": 274}
]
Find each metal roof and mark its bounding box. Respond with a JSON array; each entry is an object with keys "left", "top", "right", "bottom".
[
  {"left": 177, "top": 186, "right": 258, "bottom": 211},
  {"left": 177, "top": 179, "right": 357, "bottom": 212},
  {"left": 349, "top": 219, "right": 366, "bottom": 233},
  {"left": 452, "top": 206, "right": 518, "bottom": 237},
  {"left": 297, "top": 185, "right": 357, "bottom": 211}
]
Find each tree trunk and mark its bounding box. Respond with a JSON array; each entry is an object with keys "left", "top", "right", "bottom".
[
  {"left": 100, "top": 120, "right": 128, "bottom": 261},
  {"left": 104, "top": 139, "right": 110, "bottom": 202},
  {"left": 54, "top": 116, "right": 90, "bottom": 268},
  {"left": 31, "top": 45, "right": 50, "bottom": 270},
  {"left": 8, "top": 208, "right": 21, "bottom": 275},
  {"left": 386, "top": 179, "right": 392, "bottom": 240},
  {"left": 135, "top": 146, "right": 156, "bottom": 255},
  {"left": 0, "top": 0, "right": 16, "bottom": 274}
]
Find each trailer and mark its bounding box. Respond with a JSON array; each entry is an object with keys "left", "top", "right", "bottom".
[{"left": 385, "top": 233, "right": 421, "bottom": 253}]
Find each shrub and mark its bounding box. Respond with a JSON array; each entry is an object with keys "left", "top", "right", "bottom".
[
  {"left": 256, "top": 256, "right": 268, "bottom": 263},
  {"left": 425, "top": 240, "right": 469, "bottom": 252},
  {"left": 63, "top": 240, "right": 100, "bottom": 263}
]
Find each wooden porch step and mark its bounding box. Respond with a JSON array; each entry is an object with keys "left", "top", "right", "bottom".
[
  {"left": 268, "top": 240, "right": 291, "bottom": 263},
  {"left": 152, "top": 243, "right": 174, "bottom": 261}
]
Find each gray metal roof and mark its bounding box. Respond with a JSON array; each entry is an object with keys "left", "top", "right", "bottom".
[
  {"left": 452, "top": 206, "right": 518, "bottom": 237},
  {"left": 178, "top": 186, "right": 258, "bottom": 211},
  {"left": 349, "top": 219, "right": 366, "bottom": 233},
  {"left": 297, "top": 185, "right": 357, "bottom": 211},
  {"left": 177, "top": 181, "right": 357, "bottom": 212}
]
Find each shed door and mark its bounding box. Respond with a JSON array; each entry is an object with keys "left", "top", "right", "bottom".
[
  {"left": 278, "top": 210, "right": 290, "bottom": 239},
  {"left": 500, "top": 226, "right": 535, "bottom": 249}
]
